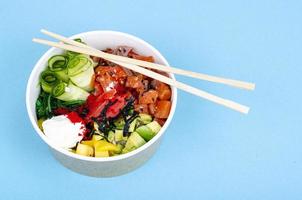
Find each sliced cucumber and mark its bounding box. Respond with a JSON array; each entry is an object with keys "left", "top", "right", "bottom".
[
  {"left": 128, "top": 118, "right": 138, "bottom": 133},
  {"left": 70, "top": 66, "right": 94, "bottom": 91},
  {"left": 136, "top": 125, "right": 154, "bottom": 141},
  {"left": 124, "top": 132, "right": 146, "bottom": 152},
  {"left": 107, "top": 131, "right": 115, "bottom": 143},
  {"left": 138, "top": 113, "right": 152, "bottom": 124},
  {"left": 55, "top": 81, "right": 89, "bottom": 101},
  {"left": 146, "top": 121, "right": 161, "bottom": 134},
  {"left": 114, "top": 118, "right": 125, "bottom": 130},
  {"left": 114, "top": 130, "right": 124, "bottom": 142}
]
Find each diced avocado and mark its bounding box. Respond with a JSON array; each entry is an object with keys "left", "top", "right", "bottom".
[
  {"left": 107, "top": 131, "right": 115, "bottom": 143},
  {"left": 128, "top": 118, "right": 138, "bottom": 133},
  {"left": 138, "top": 113, "right": 152, "bottom": 124},
  {"left": 114, "top": 118, "right": 125, "bottom": 130},
  {"left": 92, "top": 134, "right": 103, "bottom": 141},
  {"left": 95, "top": 150, "right": 109, "bottom": 157},
  {"left": 146, "top": 121, "right": 161, "bottom": 134},
  {"left": 81, "top": 140, "right": 94, "bottom": 147},
  {"left": 115, "top": 130, "right": 124, "bottom": 142},
  {"left": 124, "top": 132, "right": 146, "bottom": 152},
  {"left": 136, "top": 125, "right": 155, "bottom": 141},
  {"left": 94, "top": 140, "right": 120, "bottom": 153},
  {"left": 76, "top": 143, "right": 94, "bottom": 157}
]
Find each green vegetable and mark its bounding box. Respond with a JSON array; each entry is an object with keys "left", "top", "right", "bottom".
[
  {"left": 67, "top": 54, "right": 94, "bottom": 91},
  {"left": 114, "top": 118, "right": 125, "bottom": 129},
  {"left": 146, "top": 121, "right": 161, "bottom": 134},
  {"left": 138, "top": 113, "right": 152, "bottom": 124},
  {"left": 123, "top": 132, "right": 146, "bottom": 153},
  {"left": 67, "top": 55, "right": 93, "bottom": 76},
  {"left": 52, "top": 81, "right": 89, "bottom": 101},
  {"left": 108, "top": 131, "right": 115, "bottom": 143},
  {"left": 136, "top": 121, "right": 161, "bottom": 141},
  {"left": 40, "top": 70, "right": 60, "bottom": 93},
  {"left": 69, "top": 65, "right": 94, "bottom": 91},
  {"left": 136, "top": 125, "right": 154, "bottom": 141},
  {"left": 35, "top": 90, "right": 85, "bottom": 119},
  {"left": 114, "top": 130, "right": 127, "bottom": 142},
  {"left": 128, "top": 118, "right": 137, "bottom": 133},
  {"left": 48, "top": 55, "right": 69, "bottom": 82}
]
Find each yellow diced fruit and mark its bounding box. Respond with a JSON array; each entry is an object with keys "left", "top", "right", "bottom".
[
  {"left": 76, "top": 143, "right": 94, "bottom": 157},
  {"left": 92, "top": 135, "right": 103, "bottom": 141},
  {"left": 95, "top": 150, "right": 109, "bottom": 157},
  {"left": 81, "top": 140, "right": 94, "bottom": 147},
  {"left": 94, "top": 140, "right": 120, "bottom": 153}
]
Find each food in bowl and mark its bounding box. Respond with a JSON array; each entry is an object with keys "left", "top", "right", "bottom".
[{"left": 35, "top": 39, "right": 172, "bottom": 158}]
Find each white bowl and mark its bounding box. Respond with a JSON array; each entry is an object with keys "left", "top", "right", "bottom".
[{"left": 26, "top": 31, "right": 177, "bottom": 177}]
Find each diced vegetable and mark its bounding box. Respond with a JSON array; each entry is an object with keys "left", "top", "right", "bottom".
[
  {"left": 108, "top": 131, "right": 115, "bottom": 143},
  {"left": 138, "top": 113, "right": 152, "bottom": 125},
  {"left": 128, "top": 118, "right": 137, "bottom": 133},
  {"left": 124, "top": 132, "right": 146, "bottom": 152},
  {"left": 146, "top": 121, "right": 161, "bottom": 134},
  {"left": 114, "top": 118, "right": 125, "bottom": 130},
  {"left": 136, "top": 121, "right": 161, "bottom": 141},
  {"left": 136, "top": 125, "right": 154, "bottom": 141}
]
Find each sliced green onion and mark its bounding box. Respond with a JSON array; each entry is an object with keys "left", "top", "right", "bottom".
[
  {"left": 53, "top": 81, "right": 89, "bottom": 101},
  {"left": 40, "top": 71, "right": 60, "bottom": 93}
]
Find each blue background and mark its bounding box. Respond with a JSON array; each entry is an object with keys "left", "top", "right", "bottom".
[{"left": 0, "top": 0, "right": 301, "bottom": 199}]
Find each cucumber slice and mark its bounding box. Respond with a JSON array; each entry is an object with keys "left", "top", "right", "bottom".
[
  {"left": 146, "top": 121, "right": 161, "bottom": 134},
  {"left": 70, "top": 66, "right": 94, "bottom": 91},
  {"left": 138, "top": 113, "right": 152, "bottom": 124},
  {"left": 108, "top": 131, "right": 115, "bottom": 143},
  {"left": 124, "top": 132, "right": 146, "bottom": 152},
  {"left": 55, "top": 81, "right": 89, "bottom": 101},
  {"left": 115, "top": 130, "right": 124, "bottom": 142},
  {"left": 128, "top": 118, "right": 137, "bottom": 133},
  {"left": 76, "top": 143, "right": 94, "bottom": 157},
  {"left": 136, "top": 125, "right": 154, "bottom": 141},
  {"left": 114, "top": 118, "right": 125, "bottom": 130}
]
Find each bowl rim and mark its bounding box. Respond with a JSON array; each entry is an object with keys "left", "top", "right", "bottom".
[{"left": 26, "top": 30, "right": 177, "bottom": 162}]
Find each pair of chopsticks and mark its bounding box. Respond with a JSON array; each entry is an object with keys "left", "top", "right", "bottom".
[{"left": 33, "top": 29, "right": 255, "bottom": 114}]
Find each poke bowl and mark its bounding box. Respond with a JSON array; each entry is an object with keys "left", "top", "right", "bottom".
[{"left": 26, "top": 31, "right": 177, "bottom": 177}]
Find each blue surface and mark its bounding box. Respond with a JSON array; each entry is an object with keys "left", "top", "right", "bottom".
[{"left": 0, "top": 0, "right": 301, "bottom": 199}]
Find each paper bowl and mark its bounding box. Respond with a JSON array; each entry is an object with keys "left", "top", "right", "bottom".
[{"left": 26, "top": 31, "right": 177, "bottom": 177}]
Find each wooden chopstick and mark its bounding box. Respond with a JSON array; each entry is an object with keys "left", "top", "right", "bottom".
[
  {"left": 32, "top": 37, "right": 250, "bottom": 114},
  {"left": 40, "top": 29, "right": 255, "bottom": 91}
]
